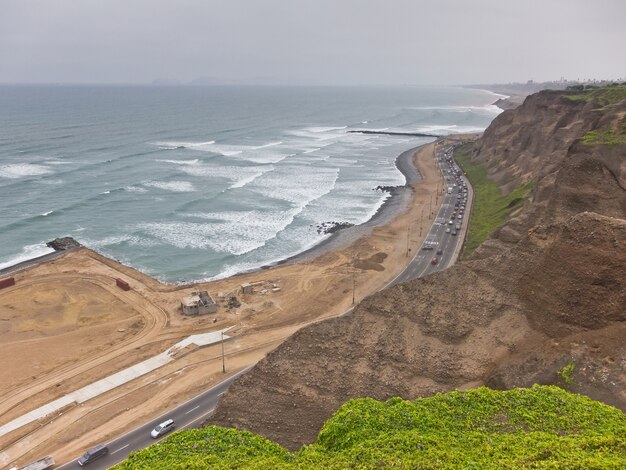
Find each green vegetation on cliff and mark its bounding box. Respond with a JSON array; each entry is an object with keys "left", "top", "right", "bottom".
[
  {"left": 564, "top": 83, "right": 626, "bottom": 107},
  {"left": 454, "top": 144, "right": 534, "bottom": 258},
  {"left": 114, "top": 386, "right": 626, "bottom": 469}
]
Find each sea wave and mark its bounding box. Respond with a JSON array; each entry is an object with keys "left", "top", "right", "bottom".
[
  {"left": 153, "top": 140, "right": 215, "bottom": 150},
  {"left": 157, "top": 158, "right": 200, "bottom": 165},
  {"left": 0, "top": 243, "right": 56, "bottom": 270},
  {"left": 408, "top": 104, "right": 502, "bottom": 113},
  {"left": 81, "top": 234, "right": 159, "bottom": 249},
  {"left": 143, "top": 180, "right": 196, "bottom": 192},
  {"left": 0, "top": 163, "right": 53, "bottom": 179},
  {"left": 228, "top": 171, "right": 266, "bottom": 189}
]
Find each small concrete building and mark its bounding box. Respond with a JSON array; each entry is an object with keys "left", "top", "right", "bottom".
[
  {"left": 181, "top": 291, "right": 217, "bottom": 315},
  {"left": 240, "top": 283, "right": 253, "bottom": 294}
]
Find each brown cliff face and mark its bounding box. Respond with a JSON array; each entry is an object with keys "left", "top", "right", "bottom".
[{"left": 208, "top": 89, "right": 626, "bottom": 451}]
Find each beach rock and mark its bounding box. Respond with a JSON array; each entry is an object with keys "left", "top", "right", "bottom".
[
  {"left": 374, "top": 185, "right": 403, "bottom": 194},
  {"left": 315, "top": 221, "right": 354, "bottom": 235},
  {"left": 46, "top": 237, "right": 81, "bottom": 251}
]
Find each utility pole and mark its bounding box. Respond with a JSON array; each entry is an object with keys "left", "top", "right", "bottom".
[
  {"left": 429, "top": 194, "right": 433, "bottom": 219},
  {"left": 406, "top": 222, "right": 411, "bottom": 257},
  {"left": 351, "top": 253, "right": 356, "bottom": 305},
  {"left": 420, "top": 206, "right": 424, "bottom": 237},
  {"left": 221, "top": 330, "right": 226, "bottom": 373}
]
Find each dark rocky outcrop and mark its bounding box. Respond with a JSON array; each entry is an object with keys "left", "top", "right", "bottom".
[
  {"left": 315, "top": 221, "right": 355, "bottom": 235},
  {"left": 46, "top": 237, "right": 81, "bottom": 251}
]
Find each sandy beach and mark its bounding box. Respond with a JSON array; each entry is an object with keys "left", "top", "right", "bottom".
[{"left": 0, "top": 135, "right": 468, "bottom": 466}]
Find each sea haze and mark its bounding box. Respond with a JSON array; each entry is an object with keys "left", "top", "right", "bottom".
[{"left": 0, "top": 85, "right": 502, "bottom": 282}]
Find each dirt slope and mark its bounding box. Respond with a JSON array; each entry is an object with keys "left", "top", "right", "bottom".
[{"left": 209, "top": 88, "right": 626, "bottom": 450}]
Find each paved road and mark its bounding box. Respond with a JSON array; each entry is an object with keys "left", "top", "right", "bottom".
[
  {"left": 391, "top": 142, "right": 469, "bottom": 285},
  {"left": 55, "top": 142, "right": 470, "bottom": 469},
  {"left": 57, "top": 371, "right": 247, "bottom": 469}
]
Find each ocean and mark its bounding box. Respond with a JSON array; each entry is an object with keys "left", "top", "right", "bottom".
[{"left": 0, "top": 85, "right": 502, "bottom": 282}]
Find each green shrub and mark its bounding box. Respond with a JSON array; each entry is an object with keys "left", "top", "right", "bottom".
[
  {"left": 113, "top": 386, "right": 626, "bottom": 469},
  {"left": 558, "top": 361, "right": 576, "bottom": 385},
  {"left": 454, "top": 145, "right": 534, "bottom": 259}
]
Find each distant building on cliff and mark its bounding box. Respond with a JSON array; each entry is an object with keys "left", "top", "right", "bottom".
[{"left": 181, "top": 291, "right": 217, "bottom": 315}]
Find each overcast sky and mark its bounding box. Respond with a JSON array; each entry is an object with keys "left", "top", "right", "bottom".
[{"left": 1, "top": 0, "right": 624, "bottom": 85}]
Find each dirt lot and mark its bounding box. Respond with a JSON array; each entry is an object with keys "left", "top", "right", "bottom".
[{"left": 0, "top": 138, "right": 466, "bottom": 467}]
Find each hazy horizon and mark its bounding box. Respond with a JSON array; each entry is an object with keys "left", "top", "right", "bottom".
[{"left": 1, "top": 0, "right": 624, "bottom": 86}]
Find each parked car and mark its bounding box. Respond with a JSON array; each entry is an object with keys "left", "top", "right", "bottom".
[
  {"left": 422, "top": 244, "right": 434, "bottom": 251},
  {"left": 446, "top": 227, "right": 451, "bottom": 233},
  {"left": 151, "top": 419, "right": 176, "bottom": 439},
  {"left": 431, "top": 257, "right": 438, "bottom": 265}
]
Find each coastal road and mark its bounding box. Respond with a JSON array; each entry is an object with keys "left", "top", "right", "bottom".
[
  {"left": 390, "top": 142, "right": 469, "bottom": 285},
  {"left": 56, "top": 371, "right": 248, "bottom": 470},
  {"left": 56, "top": 142, "right": 470, "bottom": 469}
]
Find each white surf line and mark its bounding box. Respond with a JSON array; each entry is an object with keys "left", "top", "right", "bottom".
[
  {"left": 0, "top": 328, "right": 234, "bottom": 439},
  {"left": 111, "top": 444, "right": 130, "bottom": 455}
]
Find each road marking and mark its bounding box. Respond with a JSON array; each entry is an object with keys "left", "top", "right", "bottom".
[
  {"left": 184, "top": 407, "right": 215, "bottom": 427},
  {"left": 111, "top": 444, "right": 129, "bottom": 454},
  {"left": 185, "top": 405, "right": 200, "bottom": 414}
]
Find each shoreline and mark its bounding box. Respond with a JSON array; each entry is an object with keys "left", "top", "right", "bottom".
[
  {"left": 0, "top": 142, "right": 432, "bottom": 282},
  {"left": 265, "top": 142, "right": 430, "bottom": 268},
  {"left": 0, "top": 137, "right": 450, "bottom": 466}
]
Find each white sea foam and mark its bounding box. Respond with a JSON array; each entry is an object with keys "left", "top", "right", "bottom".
[
  {"left": 178, "top": 163, "right": 274, "bottom": 188},
  {"left": 139, "top": 210, "right": 293, "bottom": 255},
  {"left": 142, "top": 164, "right": 340, "bottom": 257},
  {"left": 124, "top": 185, "right": 149, "bottom": 193},
  {"left": 0, "top": 243, "right": 56, "bottom": 270},
  {"left": 83, "top": 234, "right": 159, "bottom": 249},
  {"left": 304, "top": 126, "right": 347, "bottom": 133},
  {"left": 41, "top": 210, "right": 54, "bottom": 216},
  {"left": 157, "top": 159, "right": 200, "bottom": 165},
  {"left": 156, "top": 140, "right": 292, "bottom": 164},
  {"left": 153, "top": 140, "right": 215, "bottom": 150},
  {"left": 356, "top": 127, "right": 389, "bottom": 132},
  {"left": 228, "top": 171, "right": 266, "bottom": 189},
  {"left": 251, "top": 165, "right": 340, "bottom": 206},
  {"left": 0, "top": 163, "right": 53, "bottom": 179},
  {"left": 143, "top": 180, "right": 196, "bottom": 192},
  {"left": 408, "top": 104, "right": 502, "bottom": 113}
]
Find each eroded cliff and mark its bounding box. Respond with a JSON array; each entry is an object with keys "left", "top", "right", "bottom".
[{"left": 208, "top": 86, "right": 626, "bottom": 450}]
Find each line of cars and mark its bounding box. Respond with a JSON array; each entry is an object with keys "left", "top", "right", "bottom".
[
  {"left": 422, "top": 144, "right": 468, "bottom": 265},
  {"left": 443, "top": 149, "right": 468, "bottom": 236}
]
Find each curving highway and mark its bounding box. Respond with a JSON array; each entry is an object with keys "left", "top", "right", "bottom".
[
  {"left": 391, "top": 142, "right": 470, "bottom": 285},
  {"left": 56, "top": 371, "right": 248, "bottom": 470}
]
